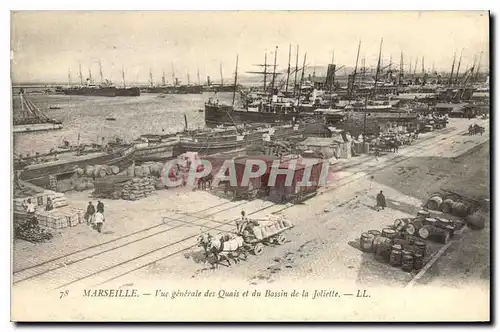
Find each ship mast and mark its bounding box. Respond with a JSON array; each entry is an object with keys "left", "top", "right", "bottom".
[
  {"left": 263, "top": 52, "right": 269, "bottom": 92},
  {"left": 296, "top": 52, "right": 307, "bottom": 107},
  {"left": 78, "top": 63, "right": 83, "bottom": 86},
  {"left": 413, "top": 56, "right": 418, "bottom": 76},
  {"left": 372, "top": 37, "right": 383, "bottom": 98},
  {"left": 121, "top": 65, "right": 126, "bottom": 88},
  {"left": 99, "top": 60, "right": 104, "bottom": 84},
  {"left": 232, "top": 55, "right": 239, "bottom": 107},
  {"left": 285, "top": 43, "right": 291, "bottom": 94},
  {"left": 474, "top": 51, "right": 483, "bottom": 83},
  {"left": 88, "top": 68, "right": 93, "bottom": 84},
  {"left": 220, "top": 63, "right": 224, "bottom": 87},
  {"left": 293, "top": 45, "right": 299, "bottom": 97},
  {"left": 454, "top": 48, "right": 463, "bottom": 85},
  {"left": 349, "top": 40, "right": 361, "bottom": 100},
  {"left": 162, "top": 70, "right": 166, "bottom": 86},
  {"left": 172, "top": 63, "right": 176, "bottom": 86},
  {"left": 187, "top": 72, "right": 191, "bottom": 85},
  {"left": 269, "top": 46, "right": 278, "bottom": 101},
  {"left": 448, "top": 51, "right": 456, "bottom": 87},
  {"left": 399, "top": 51, "right": 404, "bottom": 86},
  {"left": 149, "top": 69, "right": 153, "bottom": 87},
  {"left": 68, "top": 69, "right": 72, "bottom": 86},
  {"left": 197, "top": 66, "right": 201, "bottom": 85}
]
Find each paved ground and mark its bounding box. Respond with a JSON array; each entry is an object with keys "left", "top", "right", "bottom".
[{"left": 12, "top": 118, "right": 490, "bottom": 293}]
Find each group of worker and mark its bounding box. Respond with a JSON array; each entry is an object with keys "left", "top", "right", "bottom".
[{"left": 85, "top": 200, "right": 105, "bottom": 233}]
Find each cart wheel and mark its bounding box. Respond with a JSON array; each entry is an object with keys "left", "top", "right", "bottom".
[
  {"left": 252, "top": 243, "right": 264, "bottom": 255},
  {"left": 275, "top": 234, "right": 286, "bottom": 245}
]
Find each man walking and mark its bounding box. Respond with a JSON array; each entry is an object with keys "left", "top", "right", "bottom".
[
  {"left": 97, "top": 200, "right": 104, "bottom": 214},
  {"left": 376, "top": 190, "right": 386, "bottom": 211},
  {"left": 86, "top": 201, "right": 95, "bottom": 225},
  {"left": 94, "top": 210, "right": 105, "bottom": 233}
]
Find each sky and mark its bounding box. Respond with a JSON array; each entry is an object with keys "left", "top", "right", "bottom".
[{"left": 10, "top": 11, "right": 489, "bottom": 84}]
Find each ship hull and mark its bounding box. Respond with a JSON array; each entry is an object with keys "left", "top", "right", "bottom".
[
  {"left": 116, "top": 87, "right": 141, "bottom": 97},
  {"left": 134, "top": 142, "right": 183, "bottom": 162},
  {"left": 63, "top": 87, "right": 117, "bottom": 97},
  {"left": 142, "top": 85, "right": 203, "bottom": 94},
  {"left": 13, "top": 123, "right": 63, "bottom": 133},
  {"left": 19, "top": 145, "right": 136, "bottom": 186},
  {"left": 178, "top": 140, "right": 248, "bottom": 155},
  {"left": 205, "top": 104, "right": 308, "bottom": 127}
]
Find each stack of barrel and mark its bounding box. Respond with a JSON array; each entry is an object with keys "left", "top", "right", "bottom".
[
  {"left": 126, "top": 162, "right": 164, "bottom": 178},
  {"left": 82, "top": 165, "right": 121, "bottom": 178},
  {"left": 359, "top": 227, "right": 427, "bottom": 273},
  {"left": 426, "top": 193, "right": 485, "bottom": 230}
]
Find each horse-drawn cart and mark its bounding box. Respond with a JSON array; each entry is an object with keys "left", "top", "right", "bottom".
[
  {"left": 240, "top": 215, "right": 294, "bottom": 255},
  {"left": 197, "top": 215, "right": 294, "bottom": 267}
]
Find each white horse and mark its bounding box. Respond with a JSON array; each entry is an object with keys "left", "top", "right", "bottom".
[{"left": 198, "top": 232, "right": 247, "bottom": 269}]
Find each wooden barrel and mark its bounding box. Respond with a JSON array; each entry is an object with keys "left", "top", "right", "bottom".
[
  {"left": 401, "top": 253, "right": 414, "bottom": 272},
  {"left": 74, "top": 179, "right": 87, "bottom": 191},
  {"left": 127, "top": 165, "right": 135, "bottom": 177},
  {"left": 394, "top": 219, "right": 410, "bottom": 232},
  {"left": 406, "top": 219, "right": 424, "bottom": 236},
  {"left": 107, "top": 165, "right": 115, "bottom": 175},
  {"left": 413, "top": 253, "right": 424, "bottom": 270},
  {"left": 85, "top": 165, "right": 95, "bottom": 177},
  {"left": 419, "top": 225, "right": 450, "bottom": 244},
  {"left": 389, "top": 244, "right": 403, "bottom": 267},
  {"left": 277, "top": 218, "right": 285, "bottom": 229},
  {"left": 282, "top": 218, "right": 292, "bottom": 228},
  {"left": 465, "top": 211, "right": 485, "bottom": 230},
  {"left": 368, "top": 230, "right": 381, "bottom": 237},
  {"left": 416, "top": 210, "right": 430, "bottom": 222},
  {"left": 135, "top": 166, "right": 143, "bottom": 177},
  {"left": 111, "top": 165, "right": 120, "bottom": 175},
  {"left": 427, "top": 195, "right": 443, "bottom": 211},
  {"left": 381, "top": 228, "right": 397, "bottom": 239},
  {"left": 374, "top": 236, "right": 392, "bottom": 263},
  {"left": 413, "top": 240, "right": 427, "bottom": 257},
  {"left": 150, "top": 163, "right": 163, "bottom": 176},
  {"left": 440, "top": 198, "right": 454, "bottom": 213},
  {"left": 93, "top": 165, "right": 105, "bottom": 178},
  {"left": 142, "top": 165, "right": 151, "bottom": 177},
  {"left": 360, "top": 233, "right": 375, "bottom": 253},
  {"left": 452, "top": 201, "right": 468, "bottom": 217},
  {"left": 75, "top": 168, "right": 84, "bottom": 177}
]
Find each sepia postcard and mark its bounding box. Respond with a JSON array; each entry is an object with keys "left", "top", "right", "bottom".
[{"left": 10, "top": 10, "right": 490, "bottom": 322}]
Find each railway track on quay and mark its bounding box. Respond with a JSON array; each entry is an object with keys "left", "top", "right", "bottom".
[
  {"left": 14, "top": 122, "right": 488, "bottom": 290},
  {"left": 13, "top": 200, "right": 249, "bottom": 285}
]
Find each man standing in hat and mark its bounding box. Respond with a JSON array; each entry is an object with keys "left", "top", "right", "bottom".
[{"left": 376, "top": 190, "right": 386, "bottom": 211}]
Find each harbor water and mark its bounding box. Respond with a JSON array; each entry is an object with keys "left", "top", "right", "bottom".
[{"left": 12, "top": 92, "right": 236, "bottom": 156}]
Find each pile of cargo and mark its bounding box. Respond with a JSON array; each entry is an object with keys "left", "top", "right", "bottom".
[
  {"left": 81, "top": 164, "right": 121, "bottom": 178},
  {"left": 357, "top": 209, "right": 465, "bottom": 273},
  {"left": 13, "top": 191, "right": 67, "bottom": 213},
  {"left": 14, "top": 220, "right": 53, "bottom": 243},
  {"left": 36, "top": 206, "right": 85, "bottom": 229},
  {"left": 92, "top": 175, "right": 157, "bottom": 200},
  {"left": 425, "top": 191, "right": 485, "bottom": 230},
  {"left": 248, "top": 215, "right": 293, "bottom": 240},
  {"left": 125, "top": 162, "right": 164, "bottom": 178},
  {"left": 122, "top": 178, "right": 156, "bottom": 201}
]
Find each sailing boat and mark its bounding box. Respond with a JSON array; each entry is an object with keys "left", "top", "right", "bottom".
[{"left": 13, "top": 89, "right": 63, "bottom": 133}]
